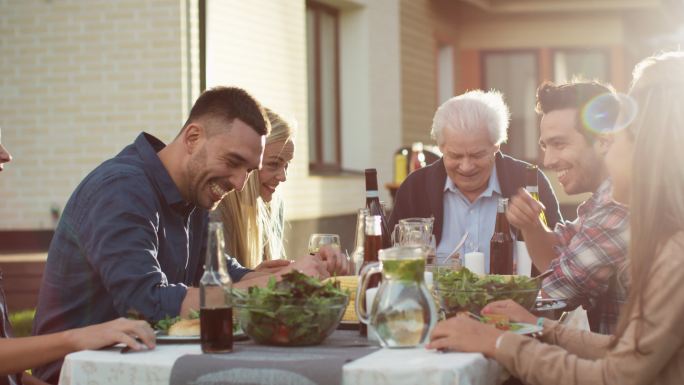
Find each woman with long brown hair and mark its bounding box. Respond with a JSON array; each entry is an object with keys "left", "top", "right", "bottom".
[{"left": 427, "top": 51, "right": 684, "bottom": 384}]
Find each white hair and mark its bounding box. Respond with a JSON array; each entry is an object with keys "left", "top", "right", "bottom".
[{"left": 431, "top": 90, "right": 510, "bottom": 146}]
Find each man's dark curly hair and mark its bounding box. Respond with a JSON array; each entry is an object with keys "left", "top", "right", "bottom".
[
  {"left": 182, "top": 86, "right": 270, "bottom": 136},
  {"left": 536, "top": 80, "right": 620, "bottom": 142}
]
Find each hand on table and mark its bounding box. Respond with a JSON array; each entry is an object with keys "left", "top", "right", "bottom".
[
  {"left": 316, "top": 244, "right": 352, "bottom": 275},
  {"left": 506, "top": 188, "right": 546, "bottom": 231},
  {"left": 280, "top": 254, "right": 330, "bottom": 280},
  {"left": 66, "top": 317, "right": 156, "bottom": 352},
  {"left": 427, "top": 314, "right": 502, "bottom": 357},
  {"left": 482, "top": 299, "right": 537, "bottom": 324},
  {"left": 254, "top": 259, "right": 292, "bottom": 273}
]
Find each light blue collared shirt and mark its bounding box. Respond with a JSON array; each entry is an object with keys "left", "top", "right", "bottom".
[{"left": 436, "top": 165, "right": 501, "bottom": 272}]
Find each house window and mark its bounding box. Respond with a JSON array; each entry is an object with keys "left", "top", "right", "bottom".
[
  {"left": 306, "top": 1, "right": 341, "bottom": 173},
  {"left": 483, "top": 51, "right": 539, "bottom": 161},
  {"left": 553, "top": 49, "right": 608, "bottom": 84}
]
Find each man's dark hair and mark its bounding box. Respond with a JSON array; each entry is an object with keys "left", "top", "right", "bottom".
[
  {"left": 536, "top": 80, "right": 620, "bottom": 141},
  {"left": 182, "top": 86, "right": 270, "bottom": 136}
]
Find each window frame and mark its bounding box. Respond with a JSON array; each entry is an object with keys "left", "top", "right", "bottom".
[
  {"left": 551, "top": 47, "right": 610, "bottom": 84},
  {"left": 480, "top": 49, "right": 541, "bottom": 164},
  {"left": 306, "top": 0, "right": 342, "bottom": 174}
]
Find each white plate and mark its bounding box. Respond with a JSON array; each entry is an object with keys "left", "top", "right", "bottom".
[{"left": 155, "top": 330, "right": 248, "bottom": 343}]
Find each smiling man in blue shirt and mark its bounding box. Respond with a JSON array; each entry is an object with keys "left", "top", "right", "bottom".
[{"left": 31, "top": 87, "right": 335, "bottom": 384}]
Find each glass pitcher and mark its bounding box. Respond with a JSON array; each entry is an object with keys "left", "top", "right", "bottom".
[
  {"left": 356, "top": 246, "right": 437, "bottom": 348},
  {"left": 392, "top": 217, "right": 434, "bottom": 247}
]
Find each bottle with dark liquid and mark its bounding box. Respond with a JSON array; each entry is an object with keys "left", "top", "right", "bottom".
[
  {"left": 490, "top": 198, "right": 514, "bottom": 275},
  {"left": 359, "top": 215, "right": 383, "bottom": 336},
  {"left": 365, "top": 169, "right": 392, "bottom": 249},
  {"left": 525, "top": 164, "right": 548, "bottom": 227},
  {"left": 200, "top": 221, "right": 233, "bottom": 353}
]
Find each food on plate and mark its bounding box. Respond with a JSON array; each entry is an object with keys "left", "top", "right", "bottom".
[
  {"left": 168, "top": 318, "right": 200, "bottom": 336},
  {"left": 233, "top": 271, "right": 349, "bottom": 346}
]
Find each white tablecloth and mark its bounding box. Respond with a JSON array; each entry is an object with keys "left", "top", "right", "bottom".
[
  {"left": 59, "top": 344, "right": 200, "bottom": 385},
  {"left": 344, "top": 348, "right": 506, "bottom": 385},
  {"left": 60, "top": 344, "right": 506, "bottom": 385}
]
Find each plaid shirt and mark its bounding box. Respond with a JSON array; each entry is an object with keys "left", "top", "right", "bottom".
[{"left": 543, "top": 179, "right": 630, "bottom": 334}]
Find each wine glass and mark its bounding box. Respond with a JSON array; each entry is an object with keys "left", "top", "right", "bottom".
[{"left": 308, "top": 233, "right": 341, "bottom": 255}]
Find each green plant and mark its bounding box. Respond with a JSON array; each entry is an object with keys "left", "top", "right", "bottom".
[{"left": 8, "top": 309, "right": 36, "bottom": 338}]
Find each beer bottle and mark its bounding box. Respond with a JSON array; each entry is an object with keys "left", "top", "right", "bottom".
[
  {"left": 365, "top": 169, "right": 392, "bottom": 248},
  {"left": 490, "top": 198, "right": 514, "bottom": 275},
  {"left": 359, "top": 215, "right": 383, "bottom": 336},
  {"left": 525, "top": 164, "right": 548, "bottom": 227},
  {"left": 200, "top": 221, "right": 233, "bottom": 353},
  {"left": 393, "top": 147, "right": 409, "bottom": 184}
]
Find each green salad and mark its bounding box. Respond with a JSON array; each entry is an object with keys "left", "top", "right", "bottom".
[
  {"left": 435, "top": 267, "right": 539, "bottom": 316},
  {"left": 233, "top": 271, "right": 349, "bottom": 346}
]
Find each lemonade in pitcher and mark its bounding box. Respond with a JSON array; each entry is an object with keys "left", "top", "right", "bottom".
[{"left": 357, "top": 247, "right": 437, "bottom": 348}]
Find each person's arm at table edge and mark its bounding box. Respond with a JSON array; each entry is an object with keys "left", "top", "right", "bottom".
[{"left": 0, "top": 318, "right": 154, "bottom": 376}]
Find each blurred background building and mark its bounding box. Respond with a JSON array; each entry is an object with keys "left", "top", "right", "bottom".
[{"left": 1, "top": 0, "right": 683, "bottom": 311}]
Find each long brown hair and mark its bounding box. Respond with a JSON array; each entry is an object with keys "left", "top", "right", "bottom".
[{"left": 611, "top": 52, "right": 684, "bottom": 350}]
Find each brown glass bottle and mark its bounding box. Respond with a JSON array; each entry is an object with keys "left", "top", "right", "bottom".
[
  {"left": 365, "top": 169, "right": 392, "bottom": 248},
  {"left": 490, "top": 198, "right": 513, "bottom": 275},
  {"left": 200, "top": 222, "right": 233, "bottom": 353},
  {"left": 359, "top": 215, "right": 383, "bottom": 336}
]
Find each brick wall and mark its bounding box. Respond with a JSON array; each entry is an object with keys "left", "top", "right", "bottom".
[
  {"left": 205, "top": 0, "right": 401, "bottom": 221},
  {"left": 0, "top": 0, "right": 195, "bottom": 230},
  {"left": 400, "top": 0, "right": 437, "bottom": 147}
]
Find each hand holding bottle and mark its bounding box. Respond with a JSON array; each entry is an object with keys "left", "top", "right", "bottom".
[{"left": 506, "top": 188, "right": 547, "bottom": 232}]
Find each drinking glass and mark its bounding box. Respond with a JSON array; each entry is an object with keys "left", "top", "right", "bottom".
[{"left": 308, "top": 233, "right": 341, "bottom": 255}]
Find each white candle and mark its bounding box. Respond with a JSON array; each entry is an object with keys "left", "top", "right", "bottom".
[
  {"left": 515, "top": 240, "right": 532, "bottom": 277},
  {"left": 464, "top": 252, "right": 485, "bottom": 275}
]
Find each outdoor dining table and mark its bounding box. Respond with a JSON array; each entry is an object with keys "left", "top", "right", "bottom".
[{"left": 58, "top": 330, "right": 508, "bottom": 385}]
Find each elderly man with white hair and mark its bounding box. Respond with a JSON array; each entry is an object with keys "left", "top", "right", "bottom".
[{"left": 389, "top": 90, "right": 562, "bottom": 271}]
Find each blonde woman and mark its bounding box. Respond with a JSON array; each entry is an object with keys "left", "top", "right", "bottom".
[
  {"left": 217, "top": 109, "right": 349, "bottom": 277},
  {"left": 428, "top": 51, "right": 684, "bottom": 385}
]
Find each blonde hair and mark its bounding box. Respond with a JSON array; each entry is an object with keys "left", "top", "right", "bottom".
[
  {"left": 217, "top": 109, "right": 294, "bottom": 268},
  {"left": 611, "top": 52, "right": 684, "bottom": 351}
]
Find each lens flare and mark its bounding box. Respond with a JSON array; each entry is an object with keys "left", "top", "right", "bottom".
[{"left": 581, "top": 93, "right": 638, "bottom": 134}]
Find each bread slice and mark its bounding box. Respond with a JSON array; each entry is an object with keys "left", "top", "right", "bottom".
[{"left": 168, "top": 318, "right": 200, "bottom": 336}]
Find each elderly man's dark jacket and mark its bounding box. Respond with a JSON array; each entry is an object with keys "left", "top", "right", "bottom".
[{"left": 389, "top": 152, "right": 562, "bottom": 246}]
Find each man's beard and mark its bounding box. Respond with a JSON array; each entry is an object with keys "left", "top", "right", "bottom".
[{"left": 186, "top": 146, "right": 208, "bottom": 206}]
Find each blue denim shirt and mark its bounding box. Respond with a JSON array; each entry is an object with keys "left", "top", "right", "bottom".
[{"left": 32, "top": 133, "right": 251, "bottom": 383}]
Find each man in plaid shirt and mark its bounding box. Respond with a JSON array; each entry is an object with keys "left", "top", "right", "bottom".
[{"left": 507, "top": 81, "right": 629, "bottom": 334}]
